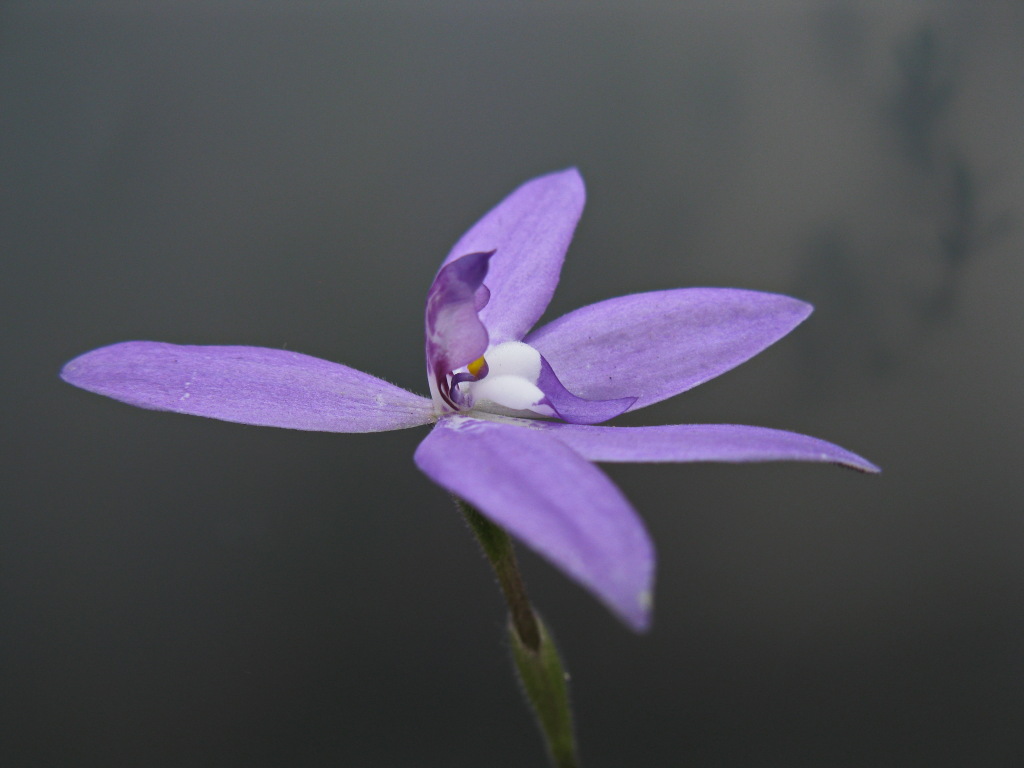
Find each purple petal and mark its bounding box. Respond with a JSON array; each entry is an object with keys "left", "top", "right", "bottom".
[
  {"left": 442, "top": 169, "right": 585, "bottom": 345},
  {"left": 424, "top": 251, "right": 493, "bottom": 409},
  {"left": 537, "top": 422, "right": 880, "bottom": 473},
  {"left": 414, "top": 416, "right": 655, "bottom": 631},
  {"left": 527, "top": 288, "right": 813, "bottom": 411},
  {"left": 537, "top": 356, "right": 636, "bottom": 425},
  {"left": 61, "top": 341, "right": 436, "bottom": 433}
]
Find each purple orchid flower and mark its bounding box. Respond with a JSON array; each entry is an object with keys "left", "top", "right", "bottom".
[{"left": 61, "top": 169, "right": 877, "bottom": 632}]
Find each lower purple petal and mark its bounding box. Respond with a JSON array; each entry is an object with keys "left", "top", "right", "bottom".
[
  {"left": 537, "top": 422, "right": 880, "bottom": 473},
  {"left": 61, "top": 341, "right": 436, "bottom": 433},
  {"left": 414, "top": 416, "right": 655, "bottom": 631}
]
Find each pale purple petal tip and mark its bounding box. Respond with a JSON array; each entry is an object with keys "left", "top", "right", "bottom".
[
  {"left": 539, "top": 422, "right": 880, "bottom": 473},
  {"left": 415, "top": 416, "right": 655, "bottom": 631},
  {"left": 61, "top": 341, "right": 436, "bottom": 433},
  {"left": 444, "top": 168, "right": 585, "bottom": 345},
  {"left": 528, "top": 288, "right": 813, "bottom": 411}
]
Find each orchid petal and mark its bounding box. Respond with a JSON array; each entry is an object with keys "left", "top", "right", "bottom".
[
  {"left": 537, "top": 422, "right": 880, "bottom": 473},
  {"left": 414, "top": 416, "right": 655, "bottom": 631},
  {"left": 526, "top": 288, "right": 812, "bottom": 410},
  {"left": 443, "top": 169, "right": 585, "bottom": 345},
  {"left": 61, "top": 341, "right": 435, "bottom": 433},
  {"left": 424, "top": 251, "right": 493, "bottom": 409},
  {"left": 537, "top": 356, "right": 636, "bottom": 425}
]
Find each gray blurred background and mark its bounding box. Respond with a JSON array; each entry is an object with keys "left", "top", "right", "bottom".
[{"left": 2, "top": 2, "right": 1022, "bottom": 766}]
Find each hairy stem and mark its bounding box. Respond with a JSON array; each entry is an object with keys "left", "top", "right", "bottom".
[
  {"left": 457, "top": 498, "right": 579, "bottom": 768},
  {"left": 460, "top": 500, "right": 540, "bottom": 651}
]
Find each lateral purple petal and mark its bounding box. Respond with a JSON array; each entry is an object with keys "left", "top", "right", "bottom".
[
  {"left": 527, "top": 288, "right": 813, "bottom": 410},
  {"left": 537, "top": 422, "right": 880, "bottom": 473},
  {"left": 443, "top": 169, "right": 585, "bottom": 345},
  {"left": 414, "top": 416, "right": 655, "bottom": 631},
  {"left": 61, "top": 341, "right": 436, "bottom": 433}
]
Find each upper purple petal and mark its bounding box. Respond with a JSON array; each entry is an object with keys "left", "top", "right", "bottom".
[
  {"left": 414, "top": 416, "right": 655, "bottom": 631},
  {"left": 424, "top": 251, "right": 493, "bottom": 409},
  {"left": 526, "top": 288, "right": 813, "bottom": 411},
  {"left": 442, "top": 169, "right": 585, "bottom": 345},
  {"left": 61, "top": 341, "right": 435, "bottom": 433},
  {"left": 535, "top": 422, "right": 880, "bottom": 473}
]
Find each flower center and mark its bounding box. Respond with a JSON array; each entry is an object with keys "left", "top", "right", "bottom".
[{"left": 456, "top": 341, "right": 555, "bottom": 418}]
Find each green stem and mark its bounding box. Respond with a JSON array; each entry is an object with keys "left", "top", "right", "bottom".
[
  {"left": 457, "top": 499, "right": 580, "bottom": 768},
  {"left": 507, "top": 612, "right": 578, "bottom": 768}
]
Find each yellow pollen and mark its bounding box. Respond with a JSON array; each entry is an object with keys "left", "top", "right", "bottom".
[{"left": 467, "top": 356, "right": 487, "bottom": 378}]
